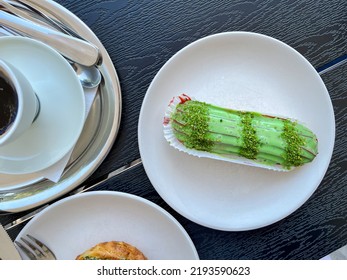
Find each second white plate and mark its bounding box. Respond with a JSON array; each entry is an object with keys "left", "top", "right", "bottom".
[
  {"left": 138, "top": 31, "right": 335, "bottom": 231},
  {"left": 16, "top": 191, "right": 199, "bottom": 260}
]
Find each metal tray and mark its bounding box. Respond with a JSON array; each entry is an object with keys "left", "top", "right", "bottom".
[{"left": 0, "top": 0, "right": 121, "bottom": 213}]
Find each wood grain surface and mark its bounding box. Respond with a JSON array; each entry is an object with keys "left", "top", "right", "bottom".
[
  {"left": 55, "top": 0, "right": 347, "bottom": 180},
  {"left": 1, "top": 0, "right": 346, "bottom": 259}
]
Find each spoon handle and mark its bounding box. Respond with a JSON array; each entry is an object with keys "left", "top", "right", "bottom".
[
  {"left": 0, "top": 0, "right": 56, "bottom": 30},
  {"left": 14, "top": 0, "right": 83, "bottom": 39},
  {"left": 0, "top": 11, "right": 101, "bottom": 67},
  {"left": 7, "top": 0, "right": 83, "bottom": 39}
]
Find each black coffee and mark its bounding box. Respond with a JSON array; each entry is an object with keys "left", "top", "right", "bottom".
[{"left": 0, "top": 74, "right": 18, "bottom": 136}]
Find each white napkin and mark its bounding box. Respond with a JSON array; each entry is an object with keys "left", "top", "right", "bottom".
[{"left": 36, "top": 87, "right": 98, "bottom": 183}]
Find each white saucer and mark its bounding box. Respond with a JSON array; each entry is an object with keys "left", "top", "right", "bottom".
[{"left": 0, "top": 37, "right": 85, "bottom": 174}]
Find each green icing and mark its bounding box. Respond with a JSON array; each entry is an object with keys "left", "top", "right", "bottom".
[
  {"left": 239, "top": 112, "right": 260, "bottom": 160},
  {"left": 170, "top": 99, "right": 317, "bottom": 169},
  {"left": 281, "top": 120, "right": 305, "bottom": 168}
]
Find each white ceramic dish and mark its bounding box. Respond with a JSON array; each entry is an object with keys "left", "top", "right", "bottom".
[
  {"left": 16, "top": 191, "right": 199, "bottom": 260},
  {"left": 138, "top": 31, "right": 335, "bottom": 231},
  {"left": 0, "top": 37, "right": 85, "bottom": 174},
  {"left": 0, "top": 59, "right": 39, "bottom": 146}
]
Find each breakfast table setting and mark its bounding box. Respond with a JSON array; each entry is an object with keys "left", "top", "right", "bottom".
[{"left": 0, "top": 0, "right": 346, "bottom": 260}]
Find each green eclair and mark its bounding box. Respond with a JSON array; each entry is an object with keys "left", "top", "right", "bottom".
[{"left": 164, "top": 95, "right": 318, "bottom": 170}]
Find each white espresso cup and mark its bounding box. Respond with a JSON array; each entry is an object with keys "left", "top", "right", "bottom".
[{"left": 0, "top": 59, "right": 40, "bottom": 146}]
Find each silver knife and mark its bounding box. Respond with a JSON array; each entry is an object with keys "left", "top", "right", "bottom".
[
  {"left": 0, "top": 223, "right": 21, "bottom": 260},
  {"left": 0, "top": 10, "right": 101, "bottom": 66},
  {"left": 3, "top": 158, "right": 143, "bottom": 229}
]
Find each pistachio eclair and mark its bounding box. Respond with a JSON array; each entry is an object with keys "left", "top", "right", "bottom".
[{"left": 163, "top": 94, "right": 318, "bottom": 171}]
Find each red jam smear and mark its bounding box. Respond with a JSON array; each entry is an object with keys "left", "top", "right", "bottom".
[{"left": 178, "top": 93, "right": 191, "bottom": 104}]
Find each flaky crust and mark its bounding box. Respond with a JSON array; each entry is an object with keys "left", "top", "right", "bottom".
[{"left": 76, "top": 241, "right": 147, "bottom": 260}]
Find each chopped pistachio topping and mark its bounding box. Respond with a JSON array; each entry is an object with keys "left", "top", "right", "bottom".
[
  {"left": 239, "top": 112, "right": 260, "bottom": 159},
  {"left": 281, "top": 120, "right": 305, "bottom": 168},
  {"left": 173, "top": 101, "right": 214, "bottom": 151}
]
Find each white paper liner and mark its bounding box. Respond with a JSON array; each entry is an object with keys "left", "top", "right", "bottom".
[{"left": 163, "top": 94, "right": 292, "bottom": 172}]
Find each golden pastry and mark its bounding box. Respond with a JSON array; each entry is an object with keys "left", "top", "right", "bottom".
[{"left": 76, "top": 241, "right": 147, "bottom": 260}]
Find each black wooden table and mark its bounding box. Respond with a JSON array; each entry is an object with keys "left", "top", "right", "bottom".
[{"left": 1, "top": 0, "right": 346, "bottom": 259}]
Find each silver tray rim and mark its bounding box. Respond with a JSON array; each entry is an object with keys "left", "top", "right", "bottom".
[{"left": 0, "top": 0, "right": 121, "bottom": 213}]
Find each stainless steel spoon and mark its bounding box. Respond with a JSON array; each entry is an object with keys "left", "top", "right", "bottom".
[
  {"left": 0, "top": 10, "right": 100, "bottom": 67},
  {"left": 70, "top": 62, "right": 101, "bottom": 89},
  {"left": 0, "top": 1, "right": 102, "bottom": 88},
  {"left": 1, "top": 23, "right": 101, "bottom": 88}
]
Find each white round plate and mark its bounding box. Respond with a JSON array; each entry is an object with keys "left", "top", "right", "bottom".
[
  {"left": 0, "top": 37, "right": 85, "bottom": 174},
  {"left": 16, "top": 191, "right": 199, "bottom": 260},
  {"left": 138, "top": 32, "right": 335, "bottom": 231}
]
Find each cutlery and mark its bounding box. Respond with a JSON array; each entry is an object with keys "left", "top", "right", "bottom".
[
  {"left": 2, "top": 158, "right": 143, "bottom": 227},
  {"left": 12, "top": 0, "right": 82, "bottom": 40},
  {"left": 70, "top": 61, "right": 101, "bottom": 88},
  {"left": 0, "top": 0, "right": 54, "bottom": 29},
  {"left": 7, "top": 0, "right": 82, "bottom": 38},
  {"left": 0, "top": 10, "right": 101, "bottom": 67},
  {"left": 0, "top": 23, "right": 101, "bottom": 88},
  {"left": 15, "top": 234, "right": 56, "bottom": 260},
  {"left": 0, "top": 223, "right": 21, "bottom": 260},
  {"left": 2, "top": 0, "right": 102, "bottom": 88}
]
